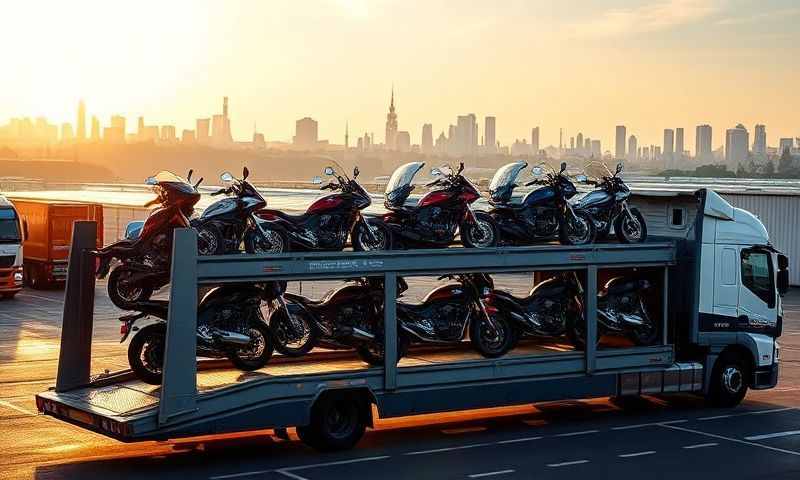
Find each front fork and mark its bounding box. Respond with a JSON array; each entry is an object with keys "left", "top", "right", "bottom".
[{"left": 356, "top": 212, "right": 378, "bottom": 244}]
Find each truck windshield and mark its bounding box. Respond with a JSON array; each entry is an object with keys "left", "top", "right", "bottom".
[{"left": 0, "top": 208, "right": 21, "bottom": 242}]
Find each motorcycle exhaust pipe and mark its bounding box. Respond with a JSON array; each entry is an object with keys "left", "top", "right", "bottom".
[
  {"left": 213, "top": 329, "right": 252, "bottom": 346},
  {"left": 350, "top": 327, "right": 375, "bottom": 341}
]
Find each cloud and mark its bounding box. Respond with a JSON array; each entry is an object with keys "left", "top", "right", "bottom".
[
  {"left": 567, "top": 0, "right": 720, "bottom": 39},
  {"left": 716, "top": 7, "right": 800, "bottom": 26}
]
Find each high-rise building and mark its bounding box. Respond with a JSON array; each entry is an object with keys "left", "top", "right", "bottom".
[
  {"left": 696, "top": 124, "right": 713, "bottom": 162},
  {"left": 531, "top": 127, "right": 540, "bottom": 155},
  {"left": 570, "top": 137, "right": 575, "bottom": 150},
  {"left": 484, "top": 116, "right": 496, "bottom": 153},
  {"left": 396, "top": 131, "right": 411, "bottom": 152},
  {"left": 627, "top": 135, "right": 638, "bottom": 162},
  {"left": 753, "top": 124, "right": 767, "bottom": 155},
  {"left": 455, "top": 114, "right": 477, "bottom": 156},
  {"left": 584, "top": 137, "right": 591, "bottom": 154},
  {"left": 76, "top": 99, "right": 86, "bottom": 141},
  {"left": 675, "top": 128, "right": 684, "bottom": 160},
  {"left": 384, "top": 88, "right": 398, "bottom": 150},
  {"left": 60, "top": 123, "right": 74, "bottom": 143},
  {"left": 576, "top": 132, "right": 584, "bottom": 155},
  {"left": 110, "top": 115, "right": 126, "bottom": 136},
  {"left": 181, "top": 129, "right": 196, "bottom": 144},
  {"left": 160, "top": 125, "right": 177, "bottom": 142},
  {"left": 294, "top": 117, "right": 318, "bottom": 148},
  {"left": 725, "top": 124, "right": 749, "bottom": 170},
  {"left": 663, "top": 129, "right": 675, "bottom": 167},
  {"left": 421, "top": 123, "right": 433, "bottom": 154},
  {"left": 211, "top": 97, "right": 232, "bottom": 145},
  {"left": 615, "top": 126, "right": 626, "bottom": 159},
  {"left": 196, "top": 118, "right": 210, "bottom": 142},
  {"left": 90, "top": 116, "right": 100, "bottom": 141},
  {"left": 779, "top": 138, "right": 794, "bottom": 155},
  {"left": 591, "top": 140, "right": 601, "bottom": 158},
  {"left": 137, "top": 117, "right": 145, "bottom": 138}
]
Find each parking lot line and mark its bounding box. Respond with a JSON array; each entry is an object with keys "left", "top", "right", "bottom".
[
  {"left": 468, "top": 469, "right": 515, "bottom": 478},
  {"left": 618, "top": 450, "right": 656, "bottom": 458},
  {"left": 745, "top": 430, "right": 800, "bottom": 441},
  {"left": 659, "top": 424, "right": 800, "bottom": 457},
  {"left": 546, "top": 460, "right": 590, "bottom": 468},
  {"left": 683, "top": 443, "right": 718, "bottom": 449}
]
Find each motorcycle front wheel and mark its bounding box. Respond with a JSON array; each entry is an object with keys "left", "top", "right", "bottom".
[
  {"left": 108, "top": 266, "right": 153, "bottom": 309},
  {"left": 269, "top": 308, "right": 319, "bottom": 356},
  {"left": 352, "top": 219, "right": 393, "bottom": 251},
  {"left": 228, "top": 322, "right": 275, "bottom": 371},
  {"left": 614, "top": 208, "right": 648, "bottom": 244},
  {"left": 627, "top": 301, "right": 659, "bottom": 346},
  {"left": 128, "top": 323, "right": 166, "bottom": 385},
  {"left": 356, "top": 333, "right": 409, "bottom": 366},
  {"left": 470, "top": 310, "right": 515, "bottom": 358},
  {"left": 559, "top": 211, "right": 597, "bottom": 246},
  {"left": 195, "top": 223, "right": 225, "bottom": 255},
  {"left": 461, "top": 212, "right": 499, "bottom": 248},
  {"left": 245, "top": 228, "right": 288, "bottom": 254}
]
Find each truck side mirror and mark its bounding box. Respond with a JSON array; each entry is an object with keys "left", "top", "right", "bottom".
[{"left": 22, "top": 219, "right": 29, "bottom": 241}]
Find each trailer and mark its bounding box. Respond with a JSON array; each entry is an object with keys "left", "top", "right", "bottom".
[{"left": 35, "top": 189, "right": 786, "bottom": 451}]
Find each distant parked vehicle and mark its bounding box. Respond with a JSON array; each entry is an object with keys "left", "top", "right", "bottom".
[
  {"left": 11, "top": 198, "right": 103, "bottom": 289},
  {"left": 0, "top": 196, "right": 24, "bottom": 298}
]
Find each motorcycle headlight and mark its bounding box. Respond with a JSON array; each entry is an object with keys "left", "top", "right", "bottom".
[{"left": 482, "top": 287, "right": 492, "bottom": 297}]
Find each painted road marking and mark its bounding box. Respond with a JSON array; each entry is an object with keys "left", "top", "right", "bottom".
[
  {"left": 612, "top": 419, "right": 687, "bottom": 430},
  {"left": 554, "top": 429, "right": 599, "bottom": 437},
  {"left": 683, "top": 443, "right": 718, "bottom": 449},
  {"left": 546, "top": 460, "right": 590, "bottom": 468},
  {"left": 699, "top": 407, "right": 795, "bottom": 421},
  {"left": 468, "top": 469, "right": 515, "bottom": 478},
  {"left": 618, "top": 450, "right": 656, "bottom": 458},
  {"left": 659, "top": 424, "right": 800, "bottom": 457},
  {"left": 698, "top": 414, "right": 733, "bottom": 421},
  {"left": 210, "top": 456, "right": 390, "bottom": 480},
  {"left": 405, "top": 443, "right": 492, "bottom": 456},
  {"left": 496, "top": 436, "right": 543, "bottom": 444},
  {"left": 745, "top": 430, "right": 800, "bottom": 441}
]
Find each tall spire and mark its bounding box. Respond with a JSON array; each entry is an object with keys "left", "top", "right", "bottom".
[{"left": 389, "top": 85, "right": 395, "bottom": 112}]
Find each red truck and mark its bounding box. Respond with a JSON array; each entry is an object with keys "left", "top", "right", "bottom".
[{"left": 10, "top": 199, "right": 103, "bottom": 289}]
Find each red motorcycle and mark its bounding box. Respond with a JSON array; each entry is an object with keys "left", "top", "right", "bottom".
[
  {"left": 254, "top": 162, "right": 391, "bottom": 252},
  {"left": 369, "top": 162, "right": 498, "bottom": 249},
  {"left": 95, "top": 170, "right": 204, "bottom": 309}
]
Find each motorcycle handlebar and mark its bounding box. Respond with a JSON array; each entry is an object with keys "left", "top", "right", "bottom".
[
  {"left": 143, "top": 197, "right": 160, "bottom": 207},
  {"left": 211, "top": 188, "right": 227, "bottom": 196}
]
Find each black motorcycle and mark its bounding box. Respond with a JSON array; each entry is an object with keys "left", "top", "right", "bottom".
[
  {"left": 488, "top": 161, "right": 596, "bottom": 246},
  {"left": 255, "top": 163, "right": 390, "bottom": 252},
  {"left": 573, "top": 162, "right": 647, "bottom": 243},
  {"left": 570, "top": 276, "right": 658, "bottom": 347},
  {"left": 119, "top": 282, "right": 282, "bottom": 384},
  {"left": 484, "top": 272, "right": 585, "bottom": 345},
  {"left": 267, "top": 277, "right": 409, "bottom": 366},
  {"left": 374, "top": 162, "right": 498, "bottom": 249},
  {"left": 191, "top": 166, "right": 275, "bottom": 254},
  {"left": 397, "top": 273, "right": 515, "bottom": 358}
]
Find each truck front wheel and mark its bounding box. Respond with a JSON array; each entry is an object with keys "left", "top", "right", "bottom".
[
  {"left": 297, "top": 392, "right": 368, "bottom": 452},
  {"left": 707, "top": 353, "right": 750, "bottom": 408}
]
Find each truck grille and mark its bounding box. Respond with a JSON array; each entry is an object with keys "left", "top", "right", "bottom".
[{"left": 0, "top": 256, "right": 15, "bottom": 268}]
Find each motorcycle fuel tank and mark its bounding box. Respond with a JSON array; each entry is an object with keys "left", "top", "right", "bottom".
[
  {"left": 418, "top": 190, "right": 455, "bottom": 208},
  {"left": 307, "top": 194, "right": 345, "bottom": 214},
  {"left": 202, "top": 198, "right": 238, "bottom": 218},
  {"left": 522, "top": 186, "right": 556, "bottom": 208},
  {"left": 575, "top": 190, "right": 614, "bottom": 209}
]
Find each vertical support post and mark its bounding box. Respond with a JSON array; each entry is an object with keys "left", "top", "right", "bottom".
[
  {"left": 159, "top": 228, "right": 198, "bottom": 425},
  {"left": 56, "top": 221, "right": 97, "bottom": 392},
  {"left": 383, "top": 272, "right": 397, "bottom": 391},
  {"left": 585, "top": 266, "right": 598, "bottom": 374},
  {"left": 662, "top": 266, "right": 669, "bottom": 345}
]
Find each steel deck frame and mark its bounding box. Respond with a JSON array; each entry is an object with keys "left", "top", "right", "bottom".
[{"left": 38, "top": 222, "right": 677, "bottom": 441}]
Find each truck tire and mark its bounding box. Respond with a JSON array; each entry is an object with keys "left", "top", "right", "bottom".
[
  {"left": 296, "top": 391, "right": 368, "bottom": 452},
  {"left": 707, "top": 352, "right": 750, "bottom": 408}
]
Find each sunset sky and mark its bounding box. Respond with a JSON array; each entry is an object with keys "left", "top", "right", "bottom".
[{"left": 2, "top": 0, "right": 797, "bottom": 151}]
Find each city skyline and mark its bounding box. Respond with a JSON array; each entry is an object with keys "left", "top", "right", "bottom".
[{"left": 1, "top": 0, "right": 798, "bottom": 151}]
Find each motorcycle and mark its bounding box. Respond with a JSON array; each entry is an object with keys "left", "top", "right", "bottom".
[
  {"left": 573, "top": 162, "right": 647, "bottom": 243},
  {"left": 95, "top": 170, "right": 208, "bottom": 309},
  {"left": 570, "top": 276, "right": 658, "bottom": 347},
  {"left": 484, "top": 272, "right": 585, "bottom": 344},
  {"left": 267, "top": 277, "right": 409, "bottom": 366},
  {"left": 489, "top": 161, "right": 596, "bottom": 246},
  {"left": 397, "top": 273, "right": 515, "bottom": 358},
  {"left": 372, "top": 162, "right": 498, "bottom": 249},
  {"left": 254, "top": 162, "right": 390, "bottom": 252},
  {"left": 119, "top": 282, "right": 282, "bottom": 384},
  {"left": 191, "top": 166, "right": 278, "bottom": 254}
]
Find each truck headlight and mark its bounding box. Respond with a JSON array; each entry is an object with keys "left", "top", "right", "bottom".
[{"left": 13, "top": 272, "right": 23, "bottom": 283}]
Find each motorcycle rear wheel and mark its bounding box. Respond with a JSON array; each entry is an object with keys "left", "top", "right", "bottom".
[
  {"left": 461, "top": 212, "right": 499, "bottom": 248},
  {"left": 128, "top": 323, "right": 166, "bottom": 385},
  {"left": 228, "top": 322, "right": 275, "bottom": 371},
  {"left": 108, "top": 266, "right": 153, "bottom": 309},
  {"left": 269, "top": 309, "right": 319, "bottom": 356},
  {"left": 356, "top": 333, "right": 409, "bottom": 366}
]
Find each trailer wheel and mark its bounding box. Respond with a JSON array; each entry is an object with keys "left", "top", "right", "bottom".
[
  {"left": 297, "top": 391, "right": 368, "bottom": 452},
  {"left": 707, "top": 352, "right": 750, "bottom": 408}
]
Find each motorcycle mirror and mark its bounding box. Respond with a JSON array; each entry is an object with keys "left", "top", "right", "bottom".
[
  {"left": 531, "top": 166, "right": 544, "bottom": 176},
  {"left": 560, "top": 162, "right": 567, "bottom": 173},
  {"left": 187, "top": 169, "right": 193, "bottom": 182},
  {"left": 145, "top": 176, "right": 157, "bottom": 185},
  {"left": 575, "top": 174, "right": 588, "bottom": 183},
  {"left": 457, "top": 162, "right": 464, "bottom": 174},
  {"left": 220, "top": 172, "right": 234, "bottom": 182},
  {"left": 324, "top": 166, "right": 335, "bottom": 176},
  {"left": 430, "top": 167, "right": 442, "bottom": 176},
  {"left": 616, "top": 163, "right": 623, "bottom": 174},
  {"left": 242, "top": 166, "right": 250, "bottom": 180},
  {"left": 194, "top": 177, "right": 203, "bottom": 188},
  {"left": 353, "top": 166, "right": 359, "bottom": 178},
  {"left": 311, "top": 176, "right": 323, "bottom": 184}
]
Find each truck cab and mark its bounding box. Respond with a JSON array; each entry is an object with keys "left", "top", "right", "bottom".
[
  {"left": 0, "top": 196, "right": 24, "bottom": 299},
  {"left": 695, "top": 189, "right": 787, "bottom": 401}
]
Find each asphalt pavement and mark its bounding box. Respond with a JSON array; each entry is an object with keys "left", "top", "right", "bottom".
[{"left": 1, "top": 282, "right": 799, "bottom": 480}]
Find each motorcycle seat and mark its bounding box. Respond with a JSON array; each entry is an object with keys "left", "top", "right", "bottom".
[
  {"left": 604, "top": 279, "right": 640, "bottom": 296},
  {"left": 397, "top": 301, "right": 427, "bottom": 314},
  {"left": 258, "top": 209, "right": 309, "bottom": 224}
]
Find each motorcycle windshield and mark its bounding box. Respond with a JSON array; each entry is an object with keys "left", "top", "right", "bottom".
[
  {"left": 385, "top": 162, "right": 425, "bottom": 206},
  {"left": 489, "top": 161, "right": 527, "bottom": 203},
  {"left": 151, "top": 171, "right": 196, "bottom": 195}
]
